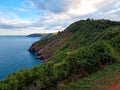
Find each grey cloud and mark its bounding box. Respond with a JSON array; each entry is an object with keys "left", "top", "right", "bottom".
[
  {"left": 0, "top": 23, "right": 14, "bottom": 29},
  {"left": 28, "top": 0, "right": 69, "bottom": 13},
  {"left": 0, "top": 21, "right": 32, "bottom": 29}
]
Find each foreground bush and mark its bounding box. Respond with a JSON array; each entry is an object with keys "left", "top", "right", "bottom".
[{"left": 0, "top": 41, "right": 117, "bottom": 90}]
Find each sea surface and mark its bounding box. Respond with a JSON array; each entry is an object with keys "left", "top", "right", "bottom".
[{"left": 0, "top": 36, "right": 42, "bottom": 79}]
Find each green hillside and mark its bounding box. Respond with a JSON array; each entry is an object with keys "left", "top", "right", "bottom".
[
  {"left": 27, "top": 33, "right": 56, "bottom": 38},
  {"left": 27, "top": 34, "right": 44, "bottom": 37},
  {"left": 0, "top": 19, "right": 120, "bottom": 90},
  {"left": 29, "top": 19, "right": 120, "bottom": 60}
]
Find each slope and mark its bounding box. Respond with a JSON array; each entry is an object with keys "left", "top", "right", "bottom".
[
  {"left": 29, "top": 19, "right": 120, "bottom": 60},
  {"left": 0, "top": 19, "right": 120, "bottom": 90}
]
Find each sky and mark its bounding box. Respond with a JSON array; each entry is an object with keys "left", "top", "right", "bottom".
[{"left": 0, "top": 0, "right": 120, "bottom": 35}]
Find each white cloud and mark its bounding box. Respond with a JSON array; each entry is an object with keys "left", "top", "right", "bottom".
[
  {"left": 0, "top": 0, "right": 120, "bottom": 35},
  {"left": 15, "top": 7, "right": 29, "bottom": 12}
]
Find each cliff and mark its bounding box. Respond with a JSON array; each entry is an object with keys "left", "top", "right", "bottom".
[
  {"left": 29, "top": 19, "right": 120, "bottom": 60},
  {"left": 29, "top": 31, "right": 71, "bottom": 60}
]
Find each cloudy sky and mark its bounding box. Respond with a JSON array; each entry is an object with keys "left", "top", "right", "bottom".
[{"left": 0, "top": 0, "right": 120, "bottom": 35}]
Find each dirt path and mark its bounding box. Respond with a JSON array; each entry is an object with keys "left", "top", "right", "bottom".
[{"left": 105, "top": 81, "right": 120, "bottom": 90}]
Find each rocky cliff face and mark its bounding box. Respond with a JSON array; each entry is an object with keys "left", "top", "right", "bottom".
[
  {"left": 29, "top": 43, "right": 40, "bottom": 52},
  {"left": 29, "top": 31, "right": 71, "bottom": 60}
]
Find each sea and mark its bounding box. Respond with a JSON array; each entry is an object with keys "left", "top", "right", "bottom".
[{"left": 0, "top": 36, "right": 42, "bottom": 79}]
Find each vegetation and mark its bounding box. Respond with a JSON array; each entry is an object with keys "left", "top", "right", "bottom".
[
  {"left": 27, "top": 33, "right": 56, "bottom": 38},
  {"left": 0, "top": 19, "right": 120, "bottom": 90},
  {"left": 27, "top": 33, "right": 47, "bottom": 37},
  {"left": 62, "top": 63, "right": 120, "bottom": 90}
]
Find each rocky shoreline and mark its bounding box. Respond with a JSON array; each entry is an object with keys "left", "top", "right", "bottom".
[
  {"left": 28, "top": 31, "right": 71, "bottom": 61},
  {"left": 28, "top": 43, "right": 49, "bottom": 61},
  {"left": 28, "top": 40, "right": 56, "bottom": 61}
]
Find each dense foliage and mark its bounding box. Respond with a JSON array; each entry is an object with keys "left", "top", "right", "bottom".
[{"left": 0, "top": 19, "right": 120, "bottom": 90}]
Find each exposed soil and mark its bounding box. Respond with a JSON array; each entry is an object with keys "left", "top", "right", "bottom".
[
  {"left": 104, "top": 74, "right": 120, "bottom": 90},
  {"left": 105, "top": 81, "right": 120, "bottom": 90}
]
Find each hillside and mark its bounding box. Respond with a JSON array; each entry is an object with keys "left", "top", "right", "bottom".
[
  {"left": 27, "top": 34, "right": 43, "bottom": 37},
  {"left": 29, "top": 19, "right": 120, "bottom": 60},
  {"left": 0, "top": 19, "right": 120, "bottom": 90},
  {"left": 27, "top": 33, "right": 55, "bottom": 37}
]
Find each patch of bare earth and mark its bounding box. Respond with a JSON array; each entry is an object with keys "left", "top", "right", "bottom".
[{"left": 104, "top": 74, "right": 120, "bottom": 90}]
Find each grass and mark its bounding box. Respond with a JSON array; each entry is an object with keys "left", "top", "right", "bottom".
[
  {"left": 60, "top": 63, "right": 120, "bottom": 90},
  {"left": 60, "top": 48, "right": 120, "bottom": 90}
]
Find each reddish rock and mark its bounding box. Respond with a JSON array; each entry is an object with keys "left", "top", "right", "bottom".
[
  {"left": 28, "top": 31, "right": 71, "bottom": 61},
  {"left": 28, "top": 43, "right": 41, "bottom": 52}
]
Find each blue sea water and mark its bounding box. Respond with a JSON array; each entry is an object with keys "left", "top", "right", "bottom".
[{"left": 0, "top": 36, "right": 42, "bottom": 79}]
